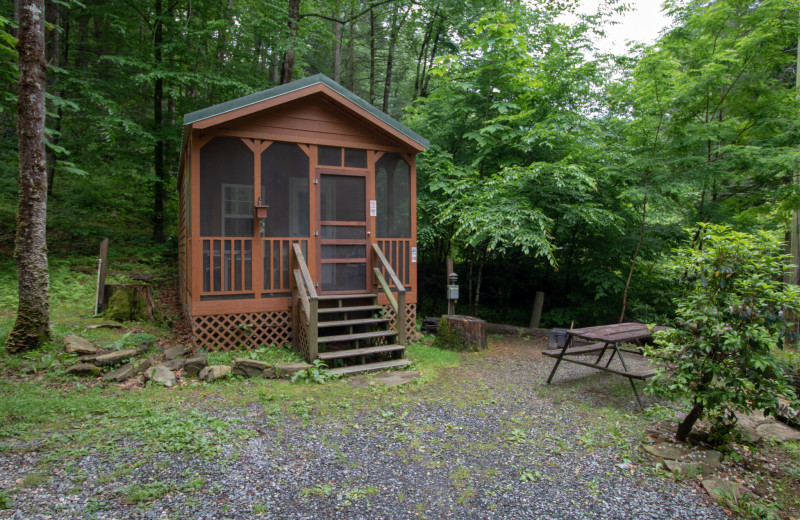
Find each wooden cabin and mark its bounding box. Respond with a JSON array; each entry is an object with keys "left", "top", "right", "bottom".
[{"left": 177, "top": 74, "right": 428, "bottom": 374}]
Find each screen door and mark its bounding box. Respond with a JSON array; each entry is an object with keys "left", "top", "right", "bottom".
[{"left": 318, "top": 171, "right": 369, "bottom": 293}]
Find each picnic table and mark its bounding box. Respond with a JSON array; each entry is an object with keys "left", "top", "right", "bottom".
[{"left": 542, "top": 322, "right": 667, "bottom": 409}]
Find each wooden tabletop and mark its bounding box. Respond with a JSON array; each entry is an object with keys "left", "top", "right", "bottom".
[{"left": 568, "top": 322, "right": 667, "bottom": 343}]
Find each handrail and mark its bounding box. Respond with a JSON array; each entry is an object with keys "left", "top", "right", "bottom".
[
  {"left": 292, "top": 243, "right": 318, "bottom": 300},
  {"left": 291, "top": 243, "right": 318, "bottom": 361},
  {"left": 371, "top": 243, "right": 407, "bottom": 346}
]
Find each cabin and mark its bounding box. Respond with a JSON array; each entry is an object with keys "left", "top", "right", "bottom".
[{"left": 177, "top": 74, "right": 428, "bottom": 375}]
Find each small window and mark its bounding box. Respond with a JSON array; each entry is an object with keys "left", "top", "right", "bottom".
[
  {"left": 344, "top": 148, "right": 367, "bottom": 169},
  {"left": 222, "top": 184, "right": 254, "bottom": 236},
  {"left": 318, "top": 146, "right": 342, "bottom": 166}
]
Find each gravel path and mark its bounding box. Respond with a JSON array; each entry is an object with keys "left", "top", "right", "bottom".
[{"left": 0, "top": 336, "right": 729, "bottom": 519}]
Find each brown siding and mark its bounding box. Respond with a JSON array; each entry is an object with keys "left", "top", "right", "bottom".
[{"left": 215, "top": 96, "right": 398, "bottom": 149}]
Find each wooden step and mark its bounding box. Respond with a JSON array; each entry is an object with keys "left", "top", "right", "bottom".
[
  {"left": 327, "top": 359, "right": 412, "bottom": 376},
  {"left": 318, "top": 344, "right": 405, "bottom": 360},
  {"left": 317, "top": 305, "right": 383, "bottom": 315},
  {"left": 318, "top": 293, "right": 377, "bottom": 301},
  {"left": 318, "top": 330, "right": 397, "bottom": 344},
  {"left": 318, "top": 317, "right": 390, "bottom": 328}
]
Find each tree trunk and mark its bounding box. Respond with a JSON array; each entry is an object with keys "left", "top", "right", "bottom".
[
  {"left": 347, "top": 5, "right": 354, "bottom": 90},
  {"left": 6, "top": 0, "right": 51, "bottom": 353},
  {"left": 676, "top": 402, "right": 704, "bottom": 442},
  {"left": 619, "top": 183, "right": 647, "bottom": 322},
  {"left": 368, "top": 7, "right": 376, "bottom": 104},
  {"left": 332, "top": 17, "right": 341, "bottom": 83},
  {"left": 152, "top": 0, "right": 165, "bottom": 243},
  {"left": 44, "top": 0, "right": 59, "bottom": 197},
  {"left": 473, "top": 247, "right": 486, "bottom": 316},
  {"left": 439, "top": 315, "right": 487, "bottom": 351},
  {"left": 280, "top": 0, "right": 301, "bottom": 84}
]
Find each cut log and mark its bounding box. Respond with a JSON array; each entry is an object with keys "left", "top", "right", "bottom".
[
  {"left": 102, "top": 284, "right": 156, "bottom": 322},
  {"left": 434, "top": 315, "right": 487, "bottom": 352}
]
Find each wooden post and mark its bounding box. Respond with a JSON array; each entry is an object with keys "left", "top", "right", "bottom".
[
  {"left": 446, "top": 257, "right": 454, "bottom": 315},
  {"left": 94, "top": 238, "right": 109, "bottom": 315},
  {"left": 308, "top": 297, "right": 318, "bottom": 361},
  {"left": 397, "top": 290, "right": 406, "bottom": 346},
  {"left": 529, "top": 291, "right": 544, "bottom": 329}
]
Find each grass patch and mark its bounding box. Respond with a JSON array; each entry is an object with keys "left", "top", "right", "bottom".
[{"left": 207, "top": 343, "right": 305, "bottom": 367}]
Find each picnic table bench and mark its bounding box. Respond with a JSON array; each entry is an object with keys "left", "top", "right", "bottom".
[{"left": 543, "top": 322, "right": 667, "bottom": 409}]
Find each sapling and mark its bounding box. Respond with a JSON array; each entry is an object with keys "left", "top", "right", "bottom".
[{"left": 645, "top": 224, "right": 800, "bottom": 442}]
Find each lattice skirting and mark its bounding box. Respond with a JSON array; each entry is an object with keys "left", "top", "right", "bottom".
[
  {"left": 192, "top": 311, "right": 291, "bottom": 351},
  {"left": 386, "top": 303, "right": 420, "bottom": 342}
]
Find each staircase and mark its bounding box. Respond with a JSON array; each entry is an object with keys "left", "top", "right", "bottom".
[
  {"left": 290, "top": 243, "right": 411, "bottom": 377},
  {"left": 316, "top": 293, "right": 411, "bottom": 375}
]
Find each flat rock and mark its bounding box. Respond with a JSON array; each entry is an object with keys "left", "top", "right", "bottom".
[
  {"left": 755, "top": 421, "right": 800, "bottom": 442},
  {"left": 701, "top": 478, "right": 751, "bottom": 502},
  {"left": 643, "top": 443, "right": 692, "bottom": 461},
  {"left": 145, "top": 365, "right": 177, "bottom": 387},
  {"left": 373, "top": 370, "right": 420, "bottom": 386},
  {"left": 63, "top": 335, "right": 99, "bottom": 355},
  {"left": 86, "top": 322, "right": 122, "bottom": 329},
  {"left": 103, "top": 358, "right": 152, "bottom": 383},
  {"left": 161, "top": 358, "right": 186, "bottom": 371},
  {"left": 183, "top": 353, "right": 208, "bottom": 377},
  {"left": 663, "top": 459, "right": 717, "bottom": 476},
  {"left": 199, "top": 365, "right": 231, "bottom": 383},
  {"left": 231, "top": 358, "right": 273, "bottom": 377},
  {"left": 275, "top": 362, "right": 310, "bottom": 379},
  {"left": 93, "top": 348, "right": 141, "bottom": 367},
  {"left": 163, "top": 344, "right": 189, "bottom": 360},
  {"left": 65, "top": 363, "right": 101, "bottom": 377}
]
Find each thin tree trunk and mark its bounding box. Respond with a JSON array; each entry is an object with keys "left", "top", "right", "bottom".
[
  {"left": 676, "top": 402, "right": 704, "bottom": 442},
  {"left": 619, "top": 172, "right": 648, "bottom": 323},
  {"left": 152, "top": 0, "right": 165, "bottom": 243},
  {"left": 332, "top": 18, "right": 342, "bottom": 83},
  {"left": 382, "top": 3, "right": 411, "bottom": 113},
  {"left": 280, "top": 0, "right": 301, "bottom": 84},
  {"left": 44, "top": 0, "right": 59, "bottom": 196},
  {"left": 368, "top": 7, "right": 376, "bottom": 104},
  {"left": 347, "top": 4, "right": 354, "bottom": 90},
  {"left": 6, "top": 0, "right": 51, "bottom": 353}
]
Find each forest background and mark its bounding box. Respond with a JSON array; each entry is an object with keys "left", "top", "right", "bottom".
[{"left": 1, "top": 0, "right": 799, "bottom": 328}]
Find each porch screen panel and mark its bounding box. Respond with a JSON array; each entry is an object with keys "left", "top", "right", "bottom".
[
  {"left": 261, "top": 143, "right": 309, "bottom": 238},
  {"left": 375, "top": 154, "right": 411, "bottom": 238},
  {"left": 200, "top": 137, "right": 254, "bottom": 237}
]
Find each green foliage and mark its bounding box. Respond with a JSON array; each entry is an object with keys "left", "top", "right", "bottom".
[
  {"left": 291, "top": 359, "right": 335, "bottom": 384},
  {"left": 207, "top": 344, "right": 304, "bottom": 367},
  {"left": 646, "top": 224, "right": 800, "bottom": 440}
]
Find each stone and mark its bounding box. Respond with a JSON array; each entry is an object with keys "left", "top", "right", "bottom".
[
  {"left": 163, "top": 344, "right": 189, "bottom": 360},
  {"left": 231, "top": 358, "right": 273, "bottom": 377},
  {"left": 701, "top": 478, "right": 751, "bottom": 502},
  {"left": 275, "top": 362, "right": 311, "bottom": 379},
  {"left": 369, "top": 370, "right": 420, "bottom": 387},
  {"left": 755, "top": 421, "right": 800, "bottom": 442},
  {"left": 63, "top": 335, "right": 99, "bottom": 355},
  {"left": 183, "top": 353, "right": 208, "bottom": 377},
  {"left": 262, "top": 367, "right": 277, "bottom": 379},
  {"left": 65, "top": 363, "right": 101, "bottom": 377},
  {"left": 86, "top": 322, "right": 122, "bottom": 329},
  {"left": 145, "top": 365, "right": 177, "bottom": 387},
  {"left": 663, "top": 459, "right": 717, "bottom": 476},
  {"left": 93, "top": 348, "right": 141, "bottom": 367},
  {"left": 198, "top": 365, "right": 231, "bottom": 383},
  {"left": 643, "top": 443, "right": 692, "bottom": 461},
  {"left": 103, "top": 358, "right": 152, "bottom": 383},
  {"left": 161, "top": 358, "right": 186, "bottom": 371}
]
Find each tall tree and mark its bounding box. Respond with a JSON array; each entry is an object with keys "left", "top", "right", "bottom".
[{"left": 5, "top": 0, "right": 50, "bottom": 352}]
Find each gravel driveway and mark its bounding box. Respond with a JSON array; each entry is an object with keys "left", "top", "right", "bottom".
[{"left": 0, "top": 335, "right": 729, "bottom": 520}]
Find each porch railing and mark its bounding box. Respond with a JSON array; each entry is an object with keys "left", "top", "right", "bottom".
[
  {"left": 290, "top": 242, "right": 318, "bottom": 362},
  {"left": 371, "top": 243, "right": 407, "bottom": 346}
]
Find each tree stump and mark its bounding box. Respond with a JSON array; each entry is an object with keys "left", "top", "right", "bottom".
[
  {"left": 433, "top": 315, "right": 487, "bottom": 352},
  {"left": 101, "top": 284, "right": 156, "bottom": 322}
]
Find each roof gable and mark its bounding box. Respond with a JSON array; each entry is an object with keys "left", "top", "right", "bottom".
[{"left": 183, "top": 74, "right": 428, "bottom": 151}]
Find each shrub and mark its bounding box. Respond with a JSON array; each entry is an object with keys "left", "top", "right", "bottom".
[{"left": 646, "top": 224, "right": 800, "bottom": 442}]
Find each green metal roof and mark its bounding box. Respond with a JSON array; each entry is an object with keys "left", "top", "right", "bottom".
[{"left": 183, "top": 73, "right": 429, "bottom": 149}]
